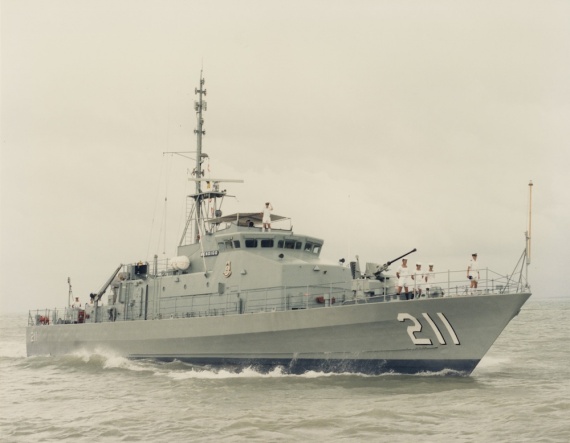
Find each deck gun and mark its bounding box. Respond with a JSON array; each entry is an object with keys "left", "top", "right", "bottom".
[{"left": 370, "top": 248, "right": 417, "bottom": 280}]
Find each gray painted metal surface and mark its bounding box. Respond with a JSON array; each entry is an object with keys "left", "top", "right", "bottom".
[{"left": 26, "top": 291, "right": 530, "bottom": 374}]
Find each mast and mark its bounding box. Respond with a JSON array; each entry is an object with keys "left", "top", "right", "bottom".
[
  {"left": 178, "top": 73, "right": 243, "bottom": 247},
  {"left": 193, "top": 72, "right": 207, "bottom": 243}
]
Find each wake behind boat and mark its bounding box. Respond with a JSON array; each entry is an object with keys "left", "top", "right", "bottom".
[{"left": 26, "top": 74, "right": 532, "bottom": 375}]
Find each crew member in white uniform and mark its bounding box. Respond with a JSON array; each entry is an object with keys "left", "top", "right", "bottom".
[
  {"left": 467, "top": 253, "right": 480, "bottom": 290},
  {"left": 262, "top": 202, "right": 273, "bottom": 232},
  {"left": 412, "top": 263, "right": 423, "bottom": 299},
  {"left": 425, "top": 263, "right": 435, "bottom": 296},
  {"left": 396, "top": 258, "right": 410, "bottom": 299}
]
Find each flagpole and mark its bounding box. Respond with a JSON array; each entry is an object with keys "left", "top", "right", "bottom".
[
  {"left": 526, "top": 180, "right": 533, "bottom": 287},
  {"left": 527, "top": 180, "right": 533, "bottom": 264}
]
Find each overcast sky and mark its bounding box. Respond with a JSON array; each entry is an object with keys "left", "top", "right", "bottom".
[{"left": 1, "top": 0, "right": 569, "bottom": 313}]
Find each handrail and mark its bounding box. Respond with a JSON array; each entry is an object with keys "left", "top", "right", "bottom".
[{"left": 28, "top": 267, "right": 529, "bottom": 327}]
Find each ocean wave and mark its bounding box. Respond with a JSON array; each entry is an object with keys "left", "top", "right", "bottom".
[{"left": 7, "top": 350, "right": 474, "bottom": 380}]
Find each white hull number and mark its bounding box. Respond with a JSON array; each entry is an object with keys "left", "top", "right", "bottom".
[{"left": 397, "top": 313, "right": 460, "bottom": 346}]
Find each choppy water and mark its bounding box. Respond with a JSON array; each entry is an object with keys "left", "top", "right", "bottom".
[{"left": 1, "top": 298, "right": 568, "bottom": 442}]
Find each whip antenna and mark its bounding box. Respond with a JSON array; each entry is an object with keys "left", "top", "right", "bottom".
[{"left": 527, "top": 180, "right": 533, "bottom": 265}]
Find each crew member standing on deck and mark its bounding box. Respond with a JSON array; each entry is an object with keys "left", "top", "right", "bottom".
[
  {"left": 262, "top": 202, "right": 273, "bottom": 232},
  {"left": 467, "top": 253, "right": 480, "bottom": 290},
  {"left": 425, "top": 263, "right": 435, "bottom": 296},
  {"left": 412, "top": 263, "right": 423, "bottom": 299},
  {"left": 396, "top": 258, "right": 410, "bottom": 299}
]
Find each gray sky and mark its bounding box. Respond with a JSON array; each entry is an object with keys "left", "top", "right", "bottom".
[{"left": 1, "top": 0, "right": 569, "bottom": 313}]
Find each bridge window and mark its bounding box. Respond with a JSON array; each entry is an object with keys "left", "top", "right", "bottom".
[
  {"left": 218, "top": 240, "right": 233, "bottom": 250},
  {"left": 261, "top": 239, "right": 274, "bottom": 248},
  {"left": 304, "top": 242, "right": 322, "bottom": 254},
  {"left": 245, "top": 239, "right": 258, "bottom": 248},
  {"left": 285, "top": 240, "right": 295, "bottom": 249},
  {"left": 278, "top": 239, "right": 298, "bottom": 249},
  {"left": 233, "top": 240, "right": 241, "bottom": 248}
]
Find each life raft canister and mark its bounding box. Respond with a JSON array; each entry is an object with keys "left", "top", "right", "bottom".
[{"left": 315, "top": 296, "right": 336, "bottom": 304}]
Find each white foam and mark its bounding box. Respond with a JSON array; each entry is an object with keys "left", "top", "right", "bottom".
[
  {"left": 66, "top": 348, "right": 153, "bottom": 372},
  {"left": 476, "top": 355, "right": 509, "bottom": 369},
  {"left": 163, "top": 366, "right": 289, "bottom": 380},
  {"left": 471, "top": 355, "right": 510, "bottom": 376},
  {"left": 52, "top": 350, "right": 473, "bottom": 379},
  {"left": 159, "top": 366, "right": 393, "bottom": 380}
]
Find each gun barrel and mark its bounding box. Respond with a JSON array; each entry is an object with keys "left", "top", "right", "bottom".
[{"left": 387, "top": 248, "right": 417, "bottom": 266}]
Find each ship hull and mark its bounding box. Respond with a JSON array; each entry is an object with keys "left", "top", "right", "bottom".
[
  {"left": 26, "top": 292, "right": 530, "bottom": 375},
  {"left": 151, "top": 356, "right": 479, "bottom": 375}
]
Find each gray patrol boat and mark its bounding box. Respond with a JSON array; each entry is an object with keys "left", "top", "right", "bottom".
[{"left": 27, "top": 74, "right": 532, "bottom": 374}]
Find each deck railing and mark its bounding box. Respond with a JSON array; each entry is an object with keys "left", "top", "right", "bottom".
[
  {"left": 403, "top": 267, "right": 530, "bottom": 297},
  {"left": 28, "top": 267, "right": 529, "bottom": 326}
]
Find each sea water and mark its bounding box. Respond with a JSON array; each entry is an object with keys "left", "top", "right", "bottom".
[{"left": 1, "top": 298, "right": 568, "bottom": 442}]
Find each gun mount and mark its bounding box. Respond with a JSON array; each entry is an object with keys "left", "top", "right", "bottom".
[{"left": 368, "top": 248, "right": 417, "bottom": 280}]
